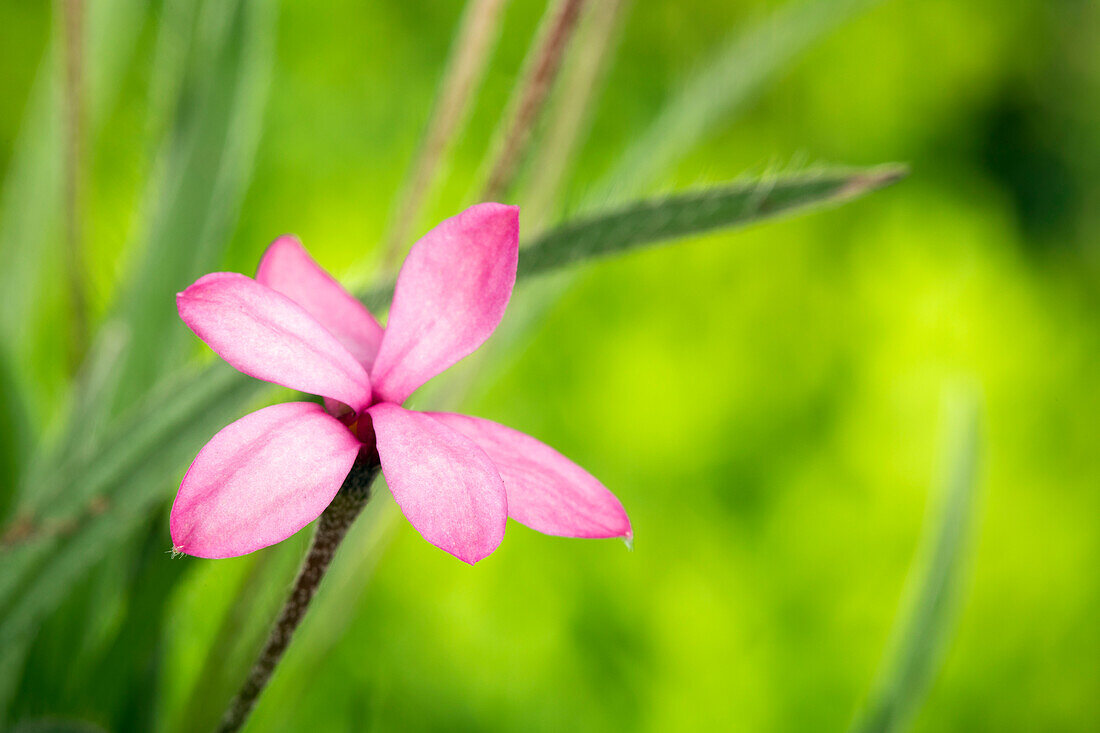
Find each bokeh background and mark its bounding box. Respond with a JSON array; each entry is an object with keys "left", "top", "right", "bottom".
[{"left": 1, "top": 0, "right": 1098, "bottom": 731}]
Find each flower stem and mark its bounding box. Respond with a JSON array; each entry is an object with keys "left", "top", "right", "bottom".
[{"left": 217, "top": 460, "right": 380, "bottom": 733}]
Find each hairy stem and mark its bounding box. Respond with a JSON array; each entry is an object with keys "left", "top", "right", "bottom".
[
  {"left": 217, "top": 460, "right": 379, "bottom": 733},
  {"left": 480, "top": 0, "right": 586, "bottom": 202}
]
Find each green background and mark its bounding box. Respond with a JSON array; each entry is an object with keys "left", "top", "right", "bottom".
[{"left": 1, "top": 0, "right": 1098, "bottom": 730}]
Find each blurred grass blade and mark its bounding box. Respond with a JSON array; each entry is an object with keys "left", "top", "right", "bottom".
[
  {"left": 0, "top": 365, "right": 261, "bottom": 654},
  {"left": 9, "top": 719, "right": 106, "bottom": 733},
  {"left": 478, "top": 0, "right": 587, "bottom": 202},
  {"left": 0, "top": 0, "right": 145, "bottom": 419},
  {"left": 381, "top": 0, "right": 509, "bottom": 269},
  {"left": 0, "top": 351, "right": 30, "bottom": 521},
  {"left": 0, "top": 38, "right": 63, "bottom": 385},
  {"left": 14, "top": 324, "right": 129, "bottom": 513},
  {"left": 0, "top": 165, "right": 904, "bottom": 653},
  {"left": 99, "top": 0, "right": 274, "bottom": 418},
  {"left": 522, "top": 0, "right": 629, "bottom": 227},
  {"left": 597, "top": 0, "right": 883, "bottom": 202},
  {"left": 849, "top": 391, "right": 982, "bottom": 733},
  {"left": 519, "top": 165, "right": 906, "bottom": 277},
  {"left": 9, "top": 0, "right": 275, "bottom": 519},
  {"left": 0, "top": 636, "right": 31, "bottom": 725}
]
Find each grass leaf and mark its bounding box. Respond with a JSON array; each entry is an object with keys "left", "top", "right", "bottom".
[
  {"left": 0, "top": 0, "right": 276, "bottom": 661},
  {"left": 98, "top": 0, "right": 274, "bottom": 418},
  {"left": 0, "top": 0, "right": 146, "bottom": 422},
  {"left": 520, "top": 165, "right": 907, "bottom": 277},
  {"left": 849, "top": 390, "right": 982, "bottom": 733},
  {"left": 0, "top": 351, "right": 30, "bottom": 521}
]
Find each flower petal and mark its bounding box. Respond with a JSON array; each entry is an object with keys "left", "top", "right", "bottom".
[
  {"left": 178, "top": 272, "right": 372, "bottom": 412},
  {"left": 368, "top": 403, "right": 507, "bottom": 563},
  {"left": 429, "top": 413, "right": 631, "bottom": 539},
  {"left": 170, "top": 402, "right": 360, "bottom": 559},
  {"left": 256, "top": 235, "right": 384, "bottom": 369},
  {"left": 370, "top": 203, "right": 519, "bottom": 404}
]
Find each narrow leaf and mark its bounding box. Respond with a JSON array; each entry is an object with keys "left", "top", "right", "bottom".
[
  {"left": 0, "top": 351, "right": 30, "bottom": 521},
  {"left": 0, "top": 0, "right": 146, "bottom": 419},
  {"left": 849, "top": 391, "right": 982, "bottom": 733},
  {"left": 0, "top": 365, "right": 261, "bottom": 651},
  {"left": 99, "top": 0, "right": 274, "bottom": 418},
  {"left": 10, "top": 0, "right": 276, "bottom": 518},
  {"left": 520, "top": 166, "right": 907, "bottom": 277}
]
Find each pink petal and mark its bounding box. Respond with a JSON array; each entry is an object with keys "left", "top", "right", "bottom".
[
  {"left": 429, "top": 413, "right": 631, "bottom": 539},
  {"left": 170, "top": 402, "right": 361, "bottom": 559},
  {"left": 256, "top": 235, "right": 384, "bottom": 370},
  {"left": 370, "top": 203, "right": 519, "bottom": 404},
  {"left": 368, "top": 403, "right": 507, "bottom": 563},
  {"left": 178, "top": 272, "right": 372, "bottom": 412}
]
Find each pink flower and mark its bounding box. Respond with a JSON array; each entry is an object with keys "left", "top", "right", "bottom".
[{"left": 170, "top": 203, "right": 631, "bottom": 563}]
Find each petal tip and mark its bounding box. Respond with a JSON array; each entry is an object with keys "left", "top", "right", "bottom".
[
  {"left": 618, "top": 514, "right": 634, "bottom": 540},
  {"left": 452, "top": 543, "right": 498, "bottom": 565},
  {"left": 257, "top": 234, "right": 305, "bottom": 272},
  {"left": 463, "top": 202, "right": 520, "bottom": 244},
  {"left": 489, "top": 202, "right": 520, "bottom": 219}
]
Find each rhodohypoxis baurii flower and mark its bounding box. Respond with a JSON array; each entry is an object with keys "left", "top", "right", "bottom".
[{"left": 170, "top": 203, "right": 631, "bottom": 563}]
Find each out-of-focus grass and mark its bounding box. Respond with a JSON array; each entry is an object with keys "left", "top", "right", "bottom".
[{"left": 1, "top": 0, "right": 1099, "bottom": 731}]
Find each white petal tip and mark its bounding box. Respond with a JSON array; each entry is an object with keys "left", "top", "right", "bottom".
[{"left": 622, "top": 535, "right": 634, "bottom": 551}]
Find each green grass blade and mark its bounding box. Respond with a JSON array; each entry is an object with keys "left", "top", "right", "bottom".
[
  {"left": 9, "top": 718, "right": 106, "bottom": 733},
  {"left": 849, "top": 391, "right": 983, "bottom": 733},
  {"left": 4, "top": 0, "right": 275, "bottom": 528},
  {"left": 520, "top": 165, "right": 907, "bottom": 277},
  {"left": 99, "top": 0, "right": 274, "bottom": 418},
  {"left": 0, "top": 39, "right": 64, "bottom": 391},
  {"left": 0, "top": 639, "right": 32, "bottom": 726},
  {"left": 0, "top": 0, "right": 145, "bottom": 418},
  {"left": 0, "top": 365, "right": 261, "bottom": 652},
  {"left": 597, "top": 0, "right": 883, "bottom": 202},
  {"left": 0, "top": 351, "right": 30, "bottom": 521}
]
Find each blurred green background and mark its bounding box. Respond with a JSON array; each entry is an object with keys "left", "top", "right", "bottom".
[{"left": 1, "top": 0, "right": 1098, "bottom": 731}]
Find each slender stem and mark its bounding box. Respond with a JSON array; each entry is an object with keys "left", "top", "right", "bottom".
[
  {"left": 522, "top": 0, "right": 628, "bottom": 228},
  {"left": 381, "top": 0, "right": 509, "bottom": 271},
  {"left": 61, "top": 0, "right": 89, "bottom": 368},
  {"left": 480, "top": 0, "right": 587, "bottom": 202},
  {"left": 217, "top": 461, "right": 380, "bottom": 733}
]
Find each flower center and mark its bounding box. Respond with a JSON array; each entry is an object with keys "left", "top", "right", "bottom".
[{"left": 351, "top": 411, "right": 379, "bottom": 464}]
